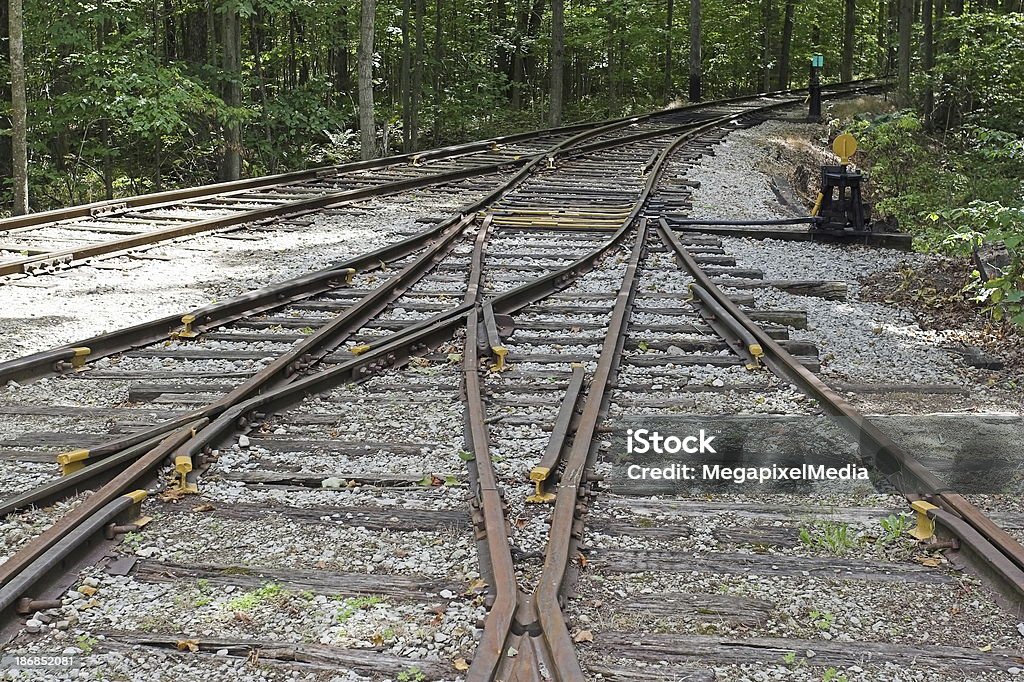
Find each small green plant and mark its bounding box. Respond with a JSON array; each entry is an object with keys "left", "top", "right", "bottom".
[
  {"left": 781, "top": 651, "right": 806, "bottom": 670},
  {"left": 75, "top": 634, "right": 98, "bottom": 654},
  {"left": 798, "top": 521, "right": 857, "bottom": 554},
  {"left": 822, "top": 668, "right": 850, "bottom": 682},
  {"left": 299, "top": 327, "right": 314, "bottom": 334},
  {"left": 121, "top": 532, "right": 144, "bottom": 551},
  {"left": 227, "top": 582, "right": 284, "bottom": 611},
  {"left": 877, "top": 514, "right": 911, "bottom": 546},
  {"left": 397, "top": 668, "right": 426, "bottom": 682},
  {"left": 335, "top": 595, "right": 385, "bottom": 623},
  {"left": 810, "top": 609, "right": 835, "bottom": 631}
]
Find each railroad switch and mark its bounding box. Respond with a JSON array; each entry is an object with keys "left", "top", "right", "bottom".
[
  {"left": 526, "top": 466, "right": 556, "bottom": 504},
  {"left": 811, "top": 134, "right": 873, "bottom": 234},
  {"left": 57, "top": 448, "right": 90, "bottom": 475},
  {"left": 909, "top": 500, "right": 939, "bottom": 541}
]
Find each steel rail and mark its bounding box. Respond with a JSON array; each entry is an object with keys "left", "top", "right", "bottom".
[{"left": 656, "top": 218, "right": 1024, "bottom": 601}]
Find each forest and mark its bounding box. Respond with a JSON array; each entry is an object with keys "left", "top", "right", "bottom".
[{"left": 1, "top": 0, "right": 1022, "bottom": 320}]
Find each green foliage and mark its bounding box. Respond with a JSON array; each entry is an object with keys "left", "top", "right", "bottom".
[
  {"left": 334, "top": 595, "right": 385, "bottom": 623},
  {"left": 848, "top": 106, "right": 1023, "bottom": 324},
  {"left": 876, "top": 513, "right": 911, "bottom": 546},
  {"left": 226, "top": 581, "right": 284, "bottom": 611},
  {"left": 75, "top": 634, "right": 99, "bottom": 654},
  {"left": 809, "top": 609, "right": 834, "bottom": 631},
  {"left": 397, "top": 668, "right": 426, "bottom": 682},
  {"left": 798, "top": 520, "right": 857, "bottom": 554}
]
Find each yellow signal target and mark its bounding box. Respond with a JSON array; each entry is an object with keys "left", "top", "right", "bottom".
[{"left": 832, "top": 133, "right": 858, "bottom": 164}]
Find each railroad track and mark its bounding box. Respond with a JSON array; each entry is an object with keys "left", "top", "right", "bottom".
[
  {"left": 0, "top": 100, "right": 772, "bottom": 280},
  {"left": 2, "top": 80, "right": 1021, "bottom": 681}
]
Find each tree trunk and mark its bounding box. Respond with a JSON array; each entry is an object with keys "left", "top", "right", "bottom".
[
  {"left": 688, "top": 0, "right": 701, "bottom": 101},
  {"left": 220, "top": 4, "right": 242, "bottom": 181},
  {"left": 922, "top": 0, "right": 933, "bottom": 126},
  {"left": 876, "top": 0, "right": 887, "bottom": 74},
  {"left": 548, "top": 0, "right": 564, "bottom": 127},
  {"left": 411, "top": 0, "right": 424, "bottom": 149},
  {"left": 897, "top": 0, "right": 912, "bottom": 104},
  {"left": 400, "top": 0, "right": 411, "bottom": 151},
  {"left": 9, "top": 0, "right": 27, "bottom": 214},
  {"left": 777, "top": 0, "right": 794, "bottom": 89},
  {"left": 1, "top": 0, "right": 11, "bottom": 194},
  {"left": 358, "top": 0, "right": 377, "bottom": 159},
  {"left": 842, "top": 0, "right": 856, "bottom": 81},
  {"left": 663, "top": 0, "right": 674, "bottom": 103},
  {"left": 432, "top": 0, "right": 443, "bottom": 144},
  {"left": 761, "top": 0, "right": 772, "bottom": 91}
]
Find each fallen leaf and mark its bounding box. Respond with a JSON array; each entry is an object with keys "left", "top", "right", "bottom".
[
  {"left": 371, "top": 633, "right": 385, "bottom": 646},
  {"left": 573, "top": 630, "right": 594, "bottom": 643},
  {"left": 78, "top": 585, "right": 98, "bottom": 597},
  {"left": 453, "top": 658, "right": 470, "bottom": 671},
  {"left": 577, "top": 552, "right": 588, "bottom": 568},
  {"left": 978, "top": 643, "right": 992, "bottom": 652},
  {"left": 192, "top": 503, "right": 215, "bottom": 512},
  {"left": 466, "top": 578, "right": 488, "bottom": 594},
  {"left": 176, "top": 639, "right": 200, "bottom": 652},
  {"left": 917, "top": 556, "right": 942, "bottom": 567}
]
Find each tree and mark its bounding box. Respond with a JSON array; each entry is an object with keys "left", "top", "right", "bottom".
[
  {"left": 897, "top": 0, "right": 912, "bottom": 103},
  {"left": 220, "top": 2, "right": 242, "bottom": 182},
  {"left": 548, "top": 0, "right": 564, "bottom": 126},
  {"left": 778, "top": 0, "right": 795, "bottom": 89},
  {"left": 842, "top": 0, "right": 856, "bottom": 81},
  {"left": 358, "top": 0, "right": 377, "bottom": 159},
  {"left": 8, "top": 0, "right": 26, "bottom": 214},
  {"left": 689, "top": 0, "right": 701, "bottom": 101},
  {"left": 400, "top": 0, "right": 411, "bottom": 151},
  {"left": 663, "top": 0, "right": 674, "bottom": 102}
]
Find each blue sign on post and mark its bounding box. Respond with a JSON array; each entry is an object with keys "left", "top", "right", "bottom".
[{"left": 811, "top": 54, "right": 824, "bottom": 68}]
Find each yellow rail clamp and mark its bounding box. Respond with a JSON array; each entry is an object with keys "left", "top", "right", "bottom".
[
  {"left": 342, "top": 268, "right": 356, "bottom": 285},
  {"left": 175, "top": 314, "right": 200, "bottom": 339},
  {"left": 547, "top": 156, "right": 556, "bottom": 170},
  {"left": 489, "top": 142, "right": 500, "bottom": 151},
  {"left": 909, "top": 500, "right": 939, "bottom": 541},
  {"left": 57, "top": 448, "right": 90, "bottom": 476},
  {"left": 410, "top": 154, "right": 423, "bottom": 167},
  {"left": 526, "top": 466, "right": 556, "bottom": 504},
  {"left": 71, "top": 347, "right": 91, "bottom": 369},
  {"left": 124, "top": 489, "right": 148, "bottom": 504},
  {"left": 489, "top": 346, "right": 509, "bottom": 372},
  {"left": 174, "top": 455, "right": 198, "bottom": 493},
  {"left": 745, "top": 343, "right": 765, "bottom": 370},
  {"left": 351, "top": 343, "right": 371, "bottom": 356}
]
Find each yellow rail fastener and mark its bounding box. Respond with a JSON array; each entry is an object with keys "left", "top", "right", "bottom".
[
  {"left": 124, "top": 489, "right": 148, "bottom": 504},
  {"left": 909, "top": 500, "right": 939, "bottom": 541},
  {"left": 57, "top": 449, "right": 90, "bottom": 476},
  {"left": 174, "top": 455, "right": 198, "bottom": 493},
  {"left": 175, "top": 314, "right": 200, "bottom": 339},
  {"left": 342, "top": 268, "right": 356, "bottom": 285},
  {"left": 745, "top": 343, "right": 765, "bottom": 370},
  {"left": 351, "top": 344, "right": 371, "bottom": 356},
  {"left": 71, "top": 347, "right": 91, "bottom": 369},
  {"left": 490, "top": 346, "right": 509, "bottom": 372},
  {"left": 526, "top": 466, "right": 556, "bottom": 504}
]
